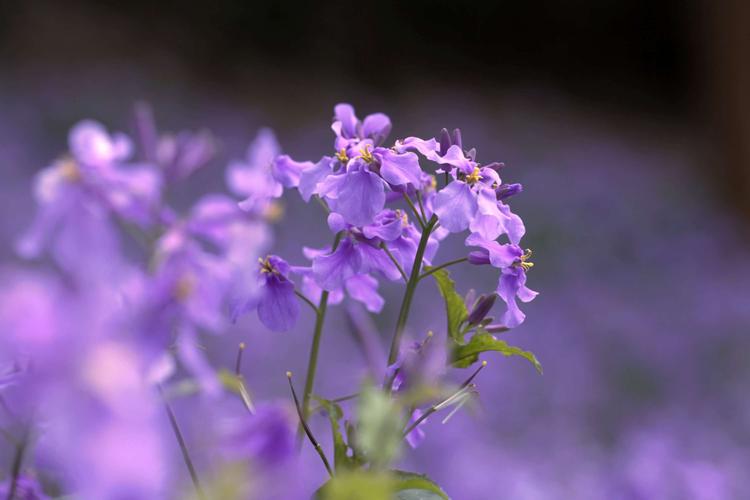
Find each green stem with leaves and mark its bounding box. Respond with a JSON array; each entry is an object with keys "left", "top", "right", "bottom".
[{"left": 386, "top": 214, "right": 439, "bottom": 383}]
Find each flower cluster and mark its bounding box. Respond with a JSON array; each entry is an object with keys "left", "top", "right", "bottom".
[
  {"left": 237, "top": 103, "right": 537, "bottom": 332},
  {"left": 2, "top": 102, "right": 540, "bottom": 499}
]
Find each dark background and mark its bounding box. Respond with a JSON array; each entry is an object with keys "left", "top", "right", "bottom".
[{"left": 0, "top": 0, "right": 747, "bottom": 219}]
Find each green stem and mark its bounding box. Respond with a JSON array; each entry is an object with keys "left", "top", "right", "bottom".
[
  {"left": 402, "top": 193, "right": 426, "bottom": 229},
  {"left": 300, "top": 232, "right": 343, "bottom": 423},
  {"left": 385, "top": 215, "right": 438, "bottom": 385},
  {"left": 418, "top": 257, "right": 469, "bottom": 281},
  {"left": 294, "top": 290, "right": 319, "bottom": 314},
  {"left": 380, "top": 242, "right": 408, "bottom": 282}
]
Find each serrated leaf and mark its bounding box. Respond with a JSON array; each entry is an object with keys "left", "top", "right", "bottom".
[
  {"left": 451, "top": 331, "right": 543, "bottom": 373},
  {"left": 315, "top": 396, "right": 354, "bottom": 471},
  {"left": 427, "top": 268, "right": 468, "bottom": 343},
  {"left": 393, "top": 471, "right": 450, "bottom": 499}
]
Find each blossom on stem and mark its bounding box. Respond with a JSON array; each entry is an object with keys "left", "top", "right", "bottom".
[{"left": 466, "top": 233, "right": 538, "bottom": 328}]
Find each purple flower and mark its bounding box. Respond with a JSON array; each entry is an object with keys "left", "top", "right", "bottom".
[
  {"left": 466, "top": 233, "right": 538, "bottom": 328},
  {"left": 0, "top": 475, "right": 49, "bottom": 499},
  {"left": 298, "top": 104, "right": 432, "bottom": 226},
  {"left": 232, "top": 255, "right": 299, "bottom": 332},
  {"left": 133, "top": 102, "right": 216, "bottom": 182},
  {"left": 295, "top": 247, "right": 385, "bottom": 313},
  {"left": 16, "top": 121, "right": 162, "bottom": 278},
  {"left": 217, "top": 403, "right": 296, "bottom": 466},
  {"left": 226, "top": 128, "right": 312, "bottom": 215}
]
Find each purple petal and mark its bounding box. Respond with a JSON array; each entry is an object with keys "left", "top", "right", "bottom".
[
  {"left": 465, "top": 233, "right": 521, "bottom": 269},
  {"left": 328, "top": 170, "right": 386, "bottom": 227},
  {"left": 376, "top": 149, "right": 422, "bottom": 187},
  {"left": 247, "top": 128, "right": 280, "bottom": 169},
  {"left": 434, "top": 145, "right": 474, "bottom": 174},
  {"left": 362, "top": 113, "right": 392, "bottom": 145},
  {"left": 333, "top": 103, "right": 359, "bottom": 139},
  {"left": 469, "top": 186, "right": 504, "bottom": 241},
  {"left": 312, "top": 238, "right": 362, "bottom": 291},
  {"left": 345, "top": 274, "right": 384, "bottom": 313},
  {"left": 258, "top": 277, "right": 299, "bottom": 332},
  {"left": 433, "top": 181, "right": 477, "bottom": 233},
  {"left": 272, "top": 155, "right": 311, "bottom": 188},
  {"left": 298, "top": 157, "right": 334, "bottom": 202},
  {"left": 357, "top": 242, "right": 403, "bottom": 281}
]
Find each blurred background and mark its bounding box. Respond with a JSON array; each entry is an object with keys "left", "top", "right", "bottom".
[{"left": 1, "top": 1, "right": 749, "bottom": 498}]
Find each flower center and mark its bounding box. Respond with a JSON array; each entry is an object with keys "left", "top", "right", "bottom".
[
  {"left": 518, "top": 249, "right": 534, "bottom": 272},
  {"left": 174, "top": 273, "right": 196, "bottom": 301},
  {"left": 258, "top": 256, "right": 278, "bottom": 275},
  {"left": 395, "top": 209, "right": 408, "bottom": 226},
  {"left": 59, "top": 157, "right": 81, "bottom": 182},
  {"left": 466, "top": 167, "right": 481, "bottom": 185},
  {"left": 335, "top": 148, "right": 349, "bottom": 163},
  {"left": 358, "top": 144, "right": 374, "bottom": 164}
]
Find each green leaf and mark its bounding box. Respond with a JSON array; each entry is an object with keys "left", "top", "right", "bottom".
[
  {"left": 427, "top": 268, "right": 468, "bottom": 343},
  {"left": 392, "top": 471, "right": 450, "bottom": 499},
  {"left": 451, "top": 331, "right": 543, "bottom": 373},
  {"left": 315, "top": 397, "right": 356, "bottom": 471},
  {"left": 315, "top": 471, "right": 394, "bottom": 500},
  {"left": 314, "top": 470, "right": 450, "bottom": 500},
  {"left": 356, "top": 385, "right": 403, "bottom": 469}
]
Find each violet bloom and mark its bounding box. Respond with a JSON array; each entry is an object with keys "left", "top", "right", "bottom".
[
  {"left": 0, "top": 475, "right": 49, "bottom": 499},
  {"left": 466, "top": 233, "right": 538, "bottom": 328},
  {"left": 232, "top": 255, "right": 300, "bottom": 332},
  {"left": 16, "top": 121, "right": 161, "bottom": 277},
  {"left": 300, "top": 104, "right": 430, "bottom": 226},
  {"left": 311, "top": 210, "right": 438, "bottom": 292},
  {"left": 226, "top": 128, "right": 312, "bottom": 215},
  {"left": 132, "top": 101, "right": 216, "bottom": 182},
  {"left": 294, "top": 247, "right": 385, "bottom": 313},
  {"left": 218, "top": 403, "right": 296, "bottom": 466},
  {"left": 412, "top": 129, "right": 524, "bottom": 243}
]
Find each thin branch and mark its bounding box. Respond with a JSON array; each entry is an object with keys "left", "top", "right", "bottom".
[
  {"left": 418, "top": 257, "right": 469, "bottom": 281},
  {"left": 415, "top": 190, "right": 428, "bottom": 222},
  {"left": 287, "top": 372, "right": 334, "bottom": 477},
  {"left": 295, "top": 290, "right": 319, "bottom": 314},
  {"left": 402, "top": 193, "right": 425, "bottom": 229},
  {"left": 158, "top": 385, "right": 205, "bottom": 500},
  {"left": 402, "top": 361, "right": 487, "bottom": 438},
  {"left": 380, "top": 243, "right": 408, "bottom": 282}
]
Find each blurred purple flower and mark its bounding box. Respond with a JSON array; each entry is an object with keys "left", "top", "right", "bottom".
[
  {"left": 0, "top": 475, "right": 49, "bottom": 499},
  {"left": 133, "top": 102, "right": 216, "bottom": 182},
  {"left": 217, "top": 403, "right": 296, "bottom": 466}
]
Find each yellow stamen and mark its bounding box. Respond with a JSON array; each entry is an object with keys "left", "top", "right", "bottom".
[
  {"left": 59, "top": 157, "right": 81, "bottom": 182},
  {"left": 259, "top": 256, "right": 278, "bottom": 275},
  {"left": 358, "top": 144, "right": 374, "bottom": 164},
  {"left": 335, "top": 148, "right": 349, "bottom": 163},
  {"left": 174, "top": 273, "right": 196, "bottom": 301},
  {"left": 263, "top": 201, "right": 285, "bottom": 223},
  {"left": 395, "top": 209, "right": 408, "bottom": 226},
  {"left": 519, "top": 248, "right": 534, "bottom": 272},
  {"left": 465, "top": 166, "right": 481, "bottom": 185}
]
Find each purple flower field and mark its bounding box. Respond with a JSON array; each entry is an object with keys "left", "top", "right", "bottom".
[{"left": 1, "top": 4, "right": 749, "bottom": 498}]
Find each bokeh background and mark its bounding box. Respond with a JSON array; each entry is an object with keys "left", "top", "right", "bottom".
[{"left": 1, "top": 1, "right": 749, "bottom": 498}]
